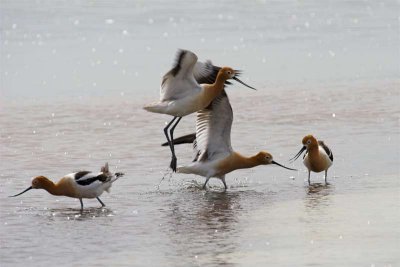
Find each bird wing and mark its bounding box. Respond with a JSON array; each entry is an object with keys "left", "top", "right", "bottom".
[
  {"left": 160, "top": 50, "right": 201, "bottom": 101},
  {"left": 74, "top": 171, "right": 111, "bottom": 186},
  {"left": 318, "top": 140, "right": 334, "bottom": 161},
  {"left": 195, "top": 89, "right": 233, "bottom": 162},
  {"left": 193, "top": 60, "right": 234, "bottom": 85}
]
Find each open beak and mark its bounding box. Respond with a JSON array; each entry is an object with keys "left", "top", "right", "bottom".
[
  {"left": 272, "top": 161, "right": 297, "bottom": 171},
  {"left": 232, "top": 76, "right": 257, "bottom": 90},
  {"left": 290, "top": 146, "right": 307, "bottom": 162},
  {"left": 9, "top": 186, "right": 33, "bottom": 197}
]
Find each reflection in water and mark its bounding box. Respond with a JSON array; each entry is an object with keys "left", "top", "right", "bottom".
[
  {"left": 305, "top": 183, "right": 334, "bottom": 210},
  {"left": 162, "top": 189, "right": 243, "bottom": 266},
  {"left": 43, "top": 207, "right": 115, "bottom": 221}
]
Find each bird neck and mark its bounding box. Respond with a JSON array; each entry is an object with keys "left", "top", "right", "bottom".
[
  {"left": 233, "top": 152, "right": 261, "bottom": 170},
  {"left": 40, "top": 179, "right": 64, "bottom": 196},
  {"left": 202, "top": 73, "right": 227, "bottom": 105},
  {"left": 307, "top": 145, "right": 320, "bottom": 159}
]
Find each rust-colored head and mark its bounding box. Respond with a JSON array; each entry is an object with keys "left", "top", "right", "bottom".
[
  {"left": 302, "top": 135, "right": 318, "bottom": 149},
  {"left": 216, "top": 67, "right": 257, "bottom": 90},
  {"left": 218, "top": 67, "right": 236, "bottom": 80},
  {"left": 255, "top": 151, "right": 274, "bottom": 165},
  {"left": 290, "top": 135, "right": 318, "bottom": 163},
  {"left": 9, "top": 176, "right": 51, "bottom": 197},
  {"left": 255, "top": 151, "right": 297, "bottom": 170},
  {"left": 32, "top": 176, "right": 51, "bottom": 189}
]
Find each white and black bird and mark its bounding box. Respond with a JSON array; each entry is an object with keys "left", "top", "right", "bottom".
[
  {"left": 10, "top": 163, "right": 124, "bottom": 210},
  {"left": 144, "top": 49, "right": 256, "bottom": 172},
  {"left": 290, "top": 135, "right": 334, "bottom": 185},
  {"left": 165, "top": 91, "right": 296, "bottom": 191}
]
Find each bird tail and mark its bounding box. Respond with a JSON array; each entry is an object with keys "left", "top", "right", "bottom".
[
  {"left": 143, "top": 102, "right": 168, "bottom": 114},
  {"left": 161, "top": 133, "right": 196, "bottom": 146},
  {"left": 111, "top": 172, "right": 124, "bottom": 183},
  {"left": 101, "top": 162, "right": 124, "bottom": 183},
  {"left": 101, "top": 162, "right": 110, "bottom": 174}
]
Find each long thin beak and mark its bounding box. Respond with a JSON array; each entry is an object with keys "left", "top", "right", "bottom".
[
  {"left": 289, "top": 146, "right": 306, "bottom": 162},
  {"left": 272, "top": 161, "right": 297, "bottom": 171},
  {"left": 9, "top": 186, "right": 33, "bottom": 197},
  {"left": 232, "top": 76, "right": 257, "bottom": 90}
]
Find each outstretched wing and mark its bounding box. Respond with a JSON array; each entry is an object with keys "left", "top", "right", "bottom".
[
  {"left": 193, "top": 60, "right": 235, "bottom": 85},
  {"left": 318, "top": 140, "right": 334, "bottom": 161},
  {"left": 195, "top": 90, "right": 233, "bottom": 162},
  {"left": 160, "top": 50, "right": 200, "bottom": 101}
]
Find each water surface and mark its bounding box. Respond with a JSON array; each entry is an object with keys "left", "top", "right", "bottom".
[{"left": 1, "top": 1, "right": 399, "bottom": 266}]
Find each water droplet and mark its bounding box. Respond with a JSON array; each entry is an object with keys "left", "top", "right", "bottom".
[
  {"left": 332, "top": 113, "right": 336, "bottom": 118},
  {"left": 105, "top": 19, "right": 114, "bottom": 24}
]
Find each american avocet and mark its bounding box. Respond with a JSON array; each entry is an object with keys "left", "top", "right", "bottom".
[
  {"left": 290, "top": 135, "right": 334, "bottom": 185},
  {"left": 10, "top": 163, "right": 124, "bottom": 210},
  {"left": 175, "top": 91, "right": 296, "bottom": 191},
  {"left": 144, "top": 49, "right": 256, "bottom": 172}
]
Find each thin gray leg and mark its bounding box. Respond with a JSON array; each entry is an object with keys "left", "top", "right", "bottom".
[
  {"left": 308, "top": 171, "right": 311, "bottom": 185},
  {"left": 221, "top": 176, "right": 227, "bottom": 191},
  {"left": 96, "top": 197, "right": 106, "bottom": 207},
  {"left": 79, "top": 198, "right": 83, "bottom": 210},
  {"left": 324, "top": 170, "right": 328, "bottom": 185},
  {"left": 203, "top": 177, "right": 211, "bottom": 190}
]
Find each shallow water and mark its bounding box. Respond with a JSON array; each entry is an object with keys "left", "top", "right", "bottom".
[{"left": 1, "top": 1, "right": 399, "bottom": 266}]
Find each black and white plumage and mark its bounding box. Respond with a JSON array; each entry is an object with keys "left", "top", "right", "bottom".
[
  {"left": 290, "top": 135, "right": 334, "bottom": 185},
  {"left": 9, "top": 163, "right": 124, "bottom": 210},
  {"left": 176, "top": 90, "right": 296, "bottom": 190},
  {"left": 144, "top": 49, "right": 256, "bottom": 172}
]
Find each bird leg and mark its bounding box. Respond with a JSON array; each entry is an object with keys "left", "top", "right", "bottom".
[
  {"left": 221, "top": 176, "right": 227, "bottom": 191},
  {"left": 203, "top": 177, "right": 211, "bottom": 190},
  {"left": 96, "top": 197, "right": 106, "bottom": 207},
  {"left": 168, "top": 117, "right": 182, "bottom": 172},
  {"left": 163, "top": 117, "right": 178, "bottom": 171},
  {"left": 324, "top": 170, "right": 328, "bottom": 185},
  {"left": 79, "top": 198, "right": 84, "bottom": 211},
  {"left": 308, "top": 171, "right": 311, "bottom": 186}
]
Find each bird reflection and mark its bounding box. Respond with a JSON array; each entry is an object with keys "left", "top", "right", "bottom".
[
  {"left": 44, "top": 207, "right": 114, "bottom": 221},
  {"left": 304, "top": 183, "right": 334, "bottom": 213},
  {"left": 163, "top": 189, "right": 242, "bottom": 265}
]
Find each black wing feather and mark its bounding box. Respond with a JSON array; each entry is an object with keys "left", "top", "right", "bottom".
[
  {"left": 74, "top": 171, "right": 91, "bottom": 180},
  {"left": 76, "top": 173, "right": 109, "bottom": 186},
  {"left": 319, "top": 141, "right": 333, "bottom": 161}
]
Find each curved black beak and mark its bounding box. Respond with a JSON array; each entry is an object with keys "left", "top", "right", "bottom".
[
  {"left": 9, "top": 186, "right": 33, "bottom": 197},
  {"left": 290, "top": 146, "right": 307, "bottom": 162},
  {"left": 232, "top": 76, "right": 257, "bottom": 90},
  {"left": 272, "top": 160, "right": 297, "bottom": 171}
]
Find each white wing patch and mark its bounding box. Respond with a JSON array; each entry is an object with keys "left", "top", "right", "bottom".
[{"left": 195, "top": 90, "right": 233, "bottom": 162}]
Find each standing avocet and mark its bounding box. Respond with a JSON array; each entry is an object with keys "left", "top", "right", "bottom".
[
  {"left": 10, "top": 163, "right": 124, "bottom": 210},
  {"left": 174, "top": 91, "right": 296, "bottom": 190},
  {"left": 144, "top": 49, "right": 256, "bottom": 172},
  {"left": 290, "top": 135, "right": 333, "bottom": 185}
]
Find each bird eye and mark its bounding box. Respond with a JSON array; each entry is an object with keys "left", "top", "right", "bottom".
[
  {"left": 227, "top": 71, "right": 231, "bottom": 74},
  {"left": 307, "top": 140, "right": 311, "bottom": 144}
]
